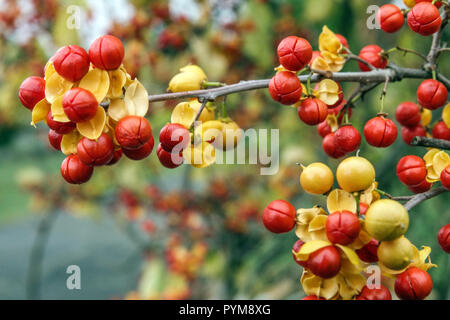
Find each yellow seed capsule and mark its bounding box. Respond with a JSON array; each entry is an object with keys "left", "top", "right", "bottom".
[
  {"left": 189, "top": 99, "right": 215, "bottom": 123},
  {"left": 378, "top": 236, "right": 414, "bottom": 270},
  {"left": 365, "top": 199, "right": 409, "bottom": 241},
  {"left": 168, "top": 65, "right": 207, "bottom": 92},
  {"left": 300, "top": 163, "right": 334, "bottom": 195},
  {"left": 336, "top": 157, "right": 375, "bottom": 192},
  {"left": 420, "top": 108, "right": 432, "bottom": 127},
  {"left": 183, "top": 142, "right": 216, "bottom": 168},
  {"left": 194, "top": 120, "right": 223, "bottom": 144},
  {"left": 212, "top": 120, "right": 242, "bottom": 151},
  {"left": 441, "top": 103, "right": 450, "bottom": 128},
  {"left": 403, "top": 0, "right": 416, "bottom": 8}
]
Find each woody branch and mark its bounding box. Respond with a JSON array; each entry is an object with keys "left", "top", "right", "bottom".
[
  {"left": 147, "top": 65, "right": 448, "bottom": 103},
  {"left": 141, "top": 11, "right": 450, "bottom": 209}
]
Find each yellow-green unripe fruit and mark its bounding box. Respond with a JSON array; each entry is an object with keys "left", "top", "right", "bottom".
[
  {"left": 364, "top": 199, "right": 409, "bottom": 241},
  {"left": 336, "top": 157, "right": 375, "bottom": 192},
  {"left": 378, "top": 236, "right": 414, "bottom": 270}
]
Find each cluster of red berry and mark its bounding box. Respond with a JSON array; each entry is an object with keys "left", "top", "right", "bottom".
[
  {"left": 157, "top": 123, "right": 190, "bottom": 169},
  {"left": 269, "top": 34, "right": 367, "bottom": 159},
  {"left": 272, "top": 36, "right": 448, "bottom": 162},
  {"left": 397, "top": 153, "right": 450, "bottom": 193},
  {"left": 378, "top": 1, "right": 442, "bottom": 35},
  {"left": 397, "top": 155, "right": 433, "bottom": 192},
  {"left": 269, "top": 36, "right": 312, "bottom": 105},
  {"left": 18, "top": 35, "right": 155, "bottom": 184},
  {"left": 398, "top": 80, "right": 449, "bottom": 144}
]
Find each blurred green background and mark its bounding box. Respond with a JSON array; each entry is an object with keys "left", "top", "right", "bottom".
[{"left": 0, "top": 0, "right": 449, "bottom": 300}]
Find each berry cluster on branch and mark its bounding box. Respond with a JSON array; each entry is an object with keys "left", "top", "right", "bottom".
[{"left": 17, "top": 0, "right": 450, "bottom": 301}]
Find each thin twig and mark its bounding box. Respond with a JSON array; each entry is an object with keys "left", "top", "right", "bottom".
[
  {"left": 410, "top": 136, "right": 450, "bottom": 150},
  {"left": 145, "top": 66, "right": 437, "bottom": 103},
  {"left": 343, "top": 47, "right": 376, "bottom": 71},
  {"left": 436, "top": 73, "right": 450, "bottom": 89},
  {"left": 343, "top": 82, "right": 381, "bottom": 110},
  {"left": 192, "top": 99, "right": 208, "bottom": 128},
  {"left": 395, "top": 46, "right": 428, "bottom": 61},
  {"left": 379, "top": 76, "right": 390, "bottom": 113},
  {"left": 404, "top": 187, "right": 449, "bottom": 211},
  {"left": 426, "top": 7, "right": 449, "bottom": 69}
]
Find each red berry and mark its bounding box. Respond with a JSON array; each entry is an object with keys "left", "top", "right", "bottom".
[
  {"left": 106, "top": 149, "right": 123, "bottom": 166},
  {"left": 89, "top": 35, "right": 124, "bottom": 70},
  {"left": 364, "top": 116, "right": 398, "bottom": 148},
  {"left": 395, "top": 102, "right": 421, "bottom": 127},
  {"left": 18, "top": 76, "right": 45, "bottom": 111},
  {"left": 335, "top": 34, "right": 349, "bottom": 49},
  {"left": 318, "top": 120, "right": 332, "bottom": 138},
  {"left": 437, "top": 224, "right": 450, "bottom": 253},
  {"left": 417, "top": 79, "right": 448, "bottom": 110},
  {"left": 277, "top": 36, "right": 313, "bottom": 71},
  {"left": 307, "top": 246, "right": 341, "bottom": 279},
  {"left": 356, "top": 285, "right": 392, "bottom": 300},
  {"left": 159, "top": 123, "right": 190, "bottom": 153},
  {"left": 62, "top": 88, "right": 98, "bottom": 123},
  {"left": 302, "top": 295, "right": 326, "bottom": 300},
  {"left": 268, "top": 71, "right": 303, "bottom": 105},
  {"left": 432, "top": 121, "right": 450, "bottom": 140},
  {"left": 401, "top": 124, "right": 427, "bottom": 145},
  {"left": 395, "top": 267, "right": 433, "bottom": 300},
  {"left": 396, "top": 155, "right": 427, "bottom": 187},
  {"left": 52, "top": 45, "right": 90, "bottom": 82},
  {"left": 122, "top": 137, "right": 155, "bottom": 160},
  {"left": 77, "top": 133, "right": 115, "bottom": 166},
  {"left": 407, "top": 2, "right": 442, "bottom": 36},
  {"left": 322, "top": 133, "right": 346, "bottom": 159},
  {"left": 48, "top": 130, "right": 63, "bottom": 151},
  {"left": 334, "top": 125, "right": 361, "bottom": 153},
  {"left": 378, "top": 4, "right": 405, "bottom": 33},
  {"left": 115, "top": 115, "right": 153, "bottom": 150},
  {"left": 358, "top": 45, "right": 388, "bottom": 72},
  {"left": 157, "top": 143, "right": 183, "bottom": 169},
  {"left": 408, "top": 179, "right": 432, "bottom": 193},
  {"left": 440, "top": 165, "right": 450, "bottom": 190},
  {"left": 298, "top": 98, "right": 328, "bottom": 125},
  {"left": 46, "top": 111, "right": 76, "bottom": 134},
  {"left": 60, "top": 154, "right": 94, "bottom": 184},
  {"left": 356, "top": 238, "right": 379, "bottom": 263},
  {"left": 292, "top": 240, "right": 307, "bottom": 267},
  {"left": 262, "top": 199, "right": 296, "bottom": 234},
  {"left": 359, "top": 202, "right": 369, "bottom": 216},
  {"left": 326, "top": 211, "right": 360, "bottom": 245}
]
